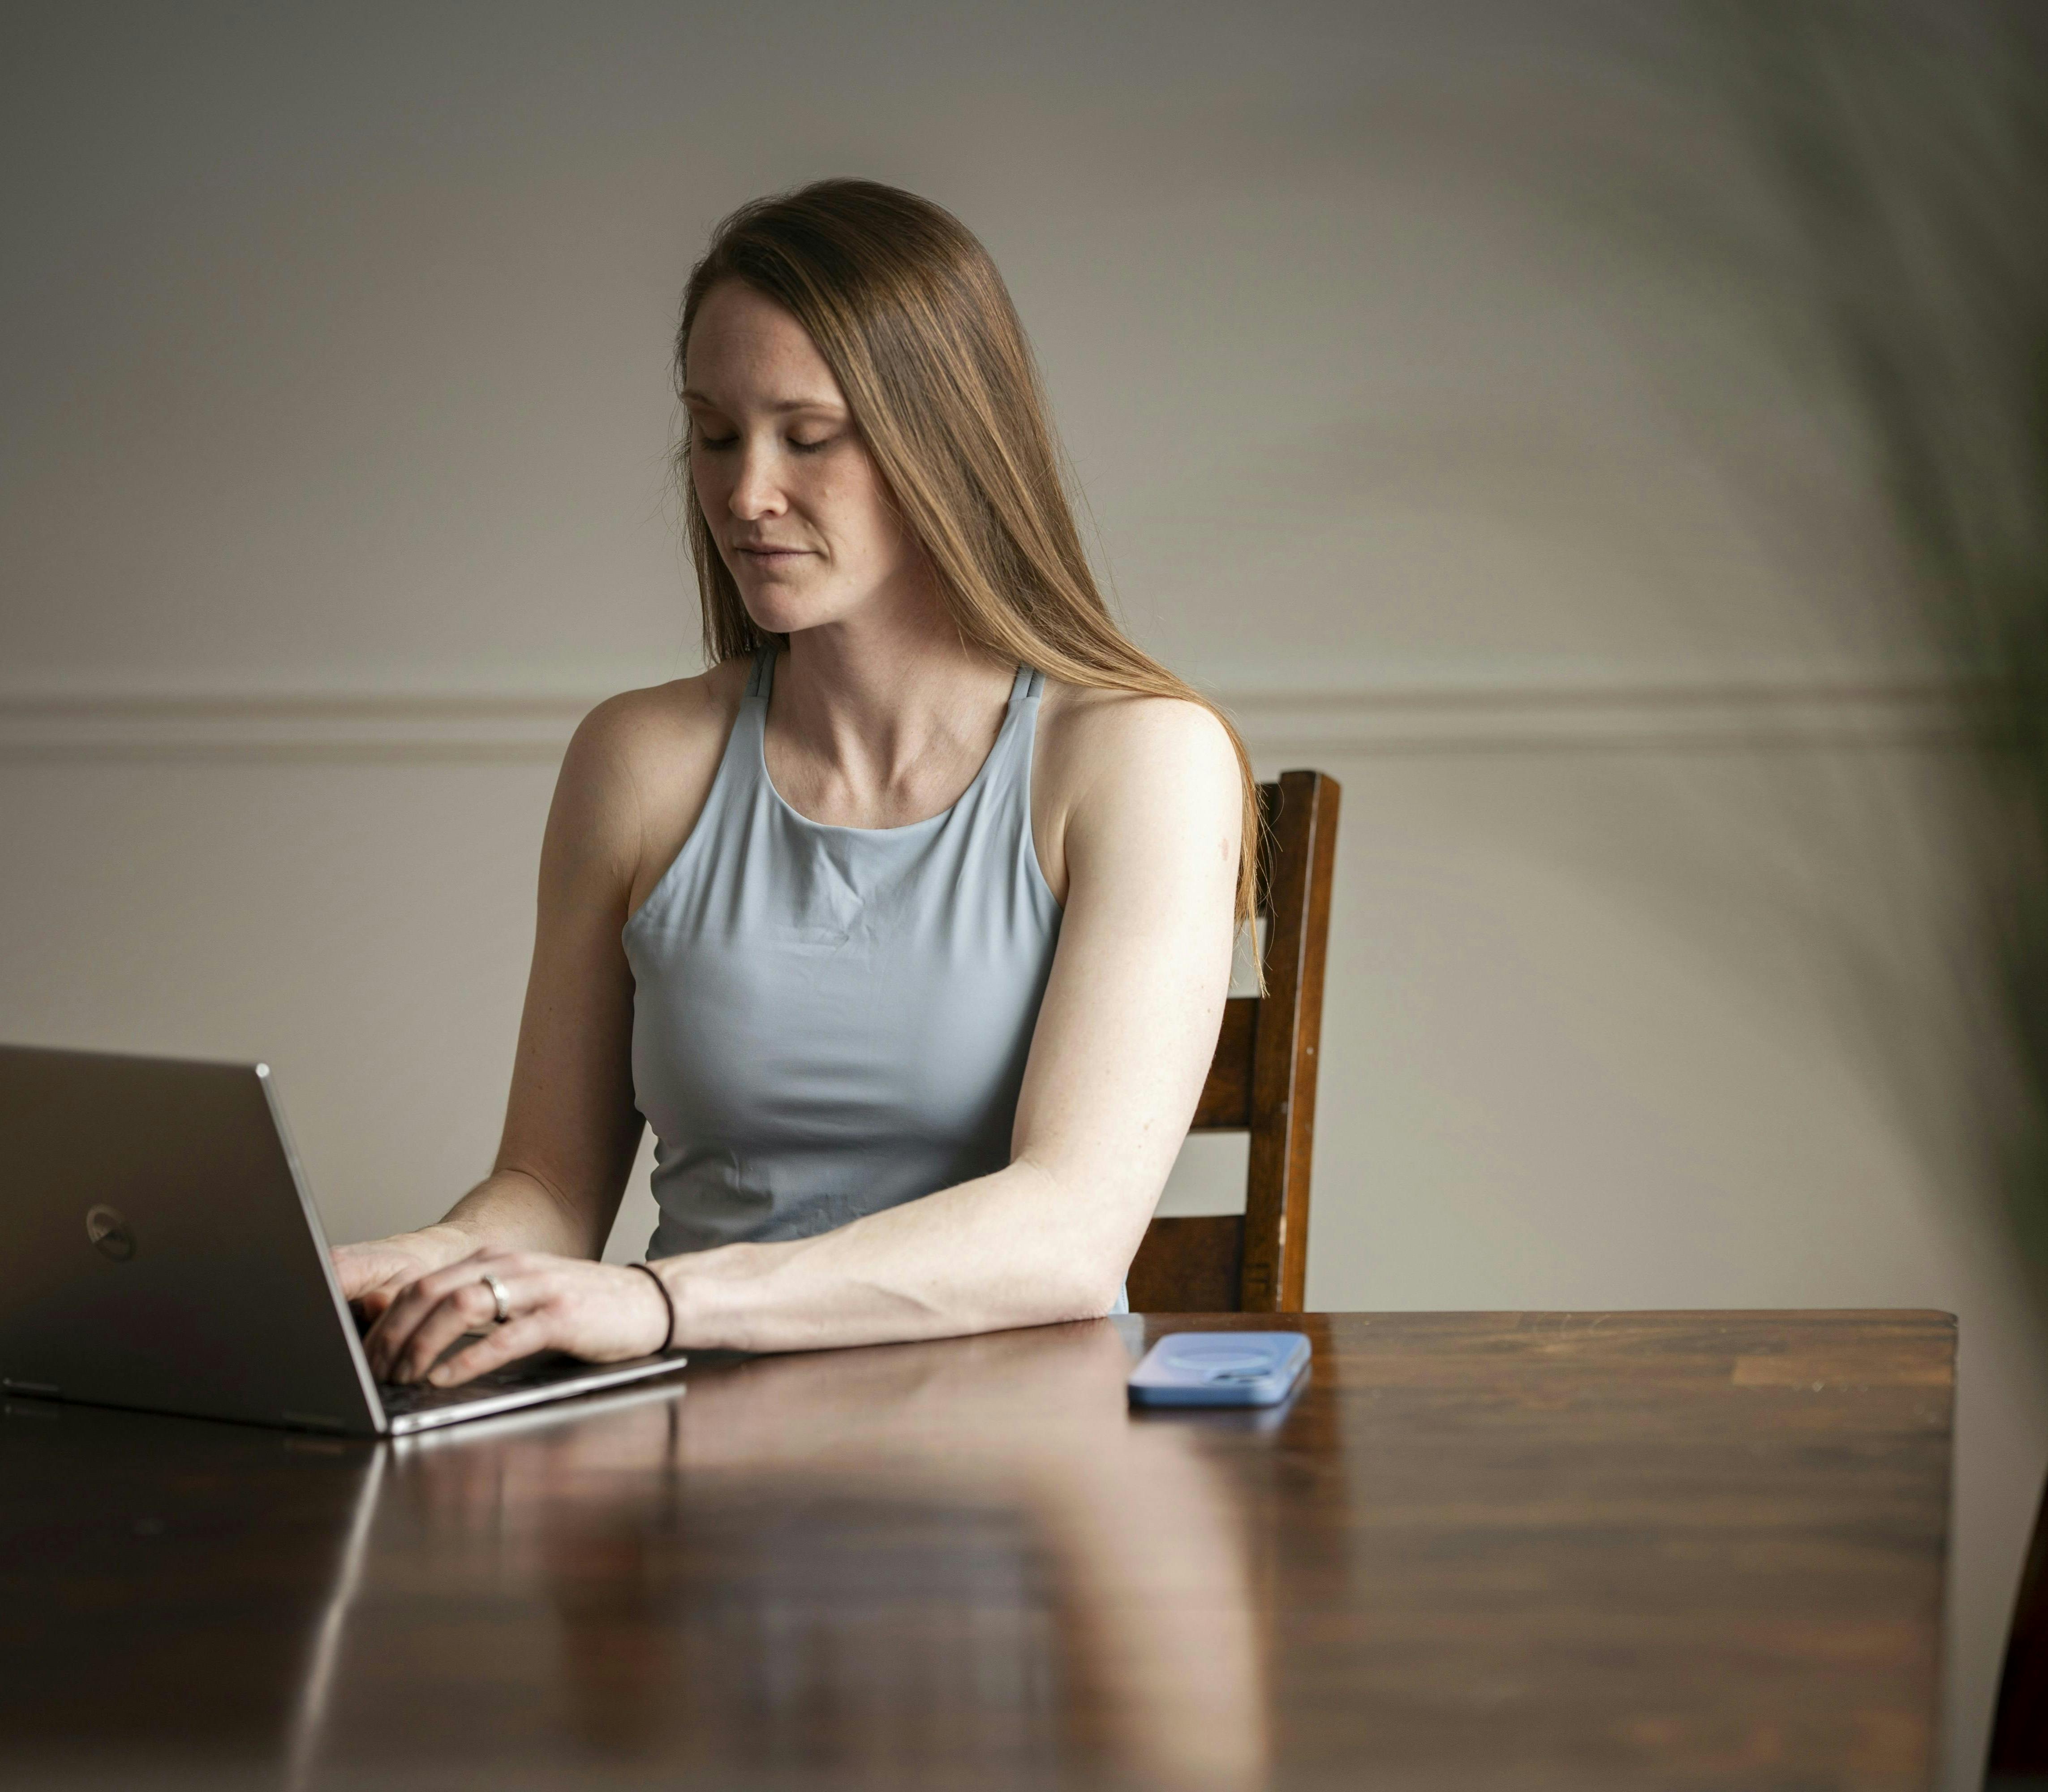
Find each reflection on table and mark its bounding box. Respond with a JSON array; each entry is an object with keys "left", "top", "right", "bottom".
[
  {"left": 0, "top": 1310, "right": 1953, "bottom": 1792},
  {"left": 349, "top": 1319, "right": 1267, "bottom": 1788}
]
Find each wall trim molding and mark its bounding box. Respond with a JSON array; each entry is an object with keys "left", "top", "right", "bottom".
[
  {"left": 0, "top": 674, "right": 1965, "bottom": 762},
  {"left": 1225, "top": 675, "right": 1963, "bottom": 754}
]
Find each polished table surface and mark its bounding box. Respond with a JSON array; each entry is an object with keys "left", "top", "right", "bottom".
[{"left": 0, "top": 1310, "right": 1953, "bottom": 1792}]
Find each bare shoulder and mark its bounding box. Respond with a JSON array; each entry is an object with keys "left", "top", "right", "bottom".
[
  {"left": 1033, "top": 681, "right": 1241, "bottom": 901},
  {"left": 571, "top": 658, "right": 749, "bottom": 778},
  {"left": 1037, "top": 680, "right": 1239, "bottom": 810},
  {"left": 546, "top": 659, "right": 753, "bottom": 909}
]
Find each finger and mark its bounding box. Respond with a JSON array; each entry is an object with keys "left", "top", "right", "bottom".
[
  {"left": 345, "top": 1264, "right": 419, "bottom": 1322},
  {"left": 335, "top": 1241, "right": 429, "bottom": 1302},
  {"left": 362, "top": 1252, "right": 489, "bottom": 1375},
  {"left": 392, "top": 1278, "right": 504, "bottom": 1384},
  {"left": 428, "top": 1313, "right": 554, "bottom": 1388},
  {"left": 362, "top": 1284, "right": 431, "bottom": 1378}
]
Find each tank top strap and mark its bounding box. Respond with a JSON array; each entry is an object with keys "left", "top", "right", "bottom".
[
  {"left": 746, "top": 646, "right": 777, "bottom": 701},
  {"left": 1010, "top": 666, "right": 1044, "bottom": 704}
]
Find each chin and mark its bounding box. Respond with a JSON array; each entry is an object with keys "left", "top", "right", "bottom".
[
  {"left": 739, "top": 598, "right": 825, "bottom": 639},
  {"left": 738, "top": 582, "right": 857, "bottom": 640}
]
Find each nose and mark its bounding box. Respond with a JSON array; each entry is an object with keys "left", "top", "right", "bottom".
[{"left": 728, "top": 439, "right": 787, "bottom": 522}]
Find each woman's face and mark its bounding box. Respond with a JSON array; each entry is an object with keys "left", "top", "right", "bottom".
[{"left": 683, "top": 280, "right": 926, "bottom": 639}]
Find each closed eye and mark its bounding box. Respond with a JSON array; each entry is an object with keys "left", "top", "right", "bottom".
[{"left": 692, "top": 431, "right": 839, "bottom": 454}]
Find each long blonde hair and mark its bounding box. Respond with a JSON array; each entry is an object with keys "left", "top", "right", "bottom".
[{"left": 675, "top": 178, "right": 1261, "bottom": 926}]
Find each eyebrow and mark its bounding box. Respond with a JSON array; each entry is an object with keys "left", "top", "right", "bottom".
[{"left": 680, "top": 389, "right": 845, "bottom": 414}]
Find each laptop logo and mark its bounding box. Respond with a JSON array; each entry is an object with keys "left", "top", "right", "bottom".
[{"left": 86, "top": 1205, "right": 136, "bottom": 1262}]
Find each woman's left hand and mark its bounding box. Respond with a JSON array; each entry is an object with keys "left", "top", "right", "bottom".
[{"left": 362, "top": 1248, "right": 672, "bottom": 1387}]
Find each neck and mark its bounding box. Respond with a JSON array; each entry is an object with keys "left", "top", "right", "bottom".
[{"left": 775, "top": 587, "right": 1015, "bottom": 788}]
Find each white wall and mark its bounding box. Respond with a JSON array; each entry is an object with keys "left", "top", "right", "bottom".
[{"left": 3, "top": 5, "right": 2040, "bottom": 1784}]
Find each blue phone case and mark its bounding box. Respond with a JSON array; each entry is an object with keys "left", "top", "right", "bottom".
[{"left": 1126, "top": 1331, "right": 1311, "bottom": 1407}]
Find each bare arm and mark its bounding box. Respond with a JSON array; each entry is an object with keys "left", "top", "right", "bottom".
[
  {"left": 448, "top": 704, "right": 648, "bottom": 1251},
  {"left": 336, "top": 691, "right": 662, "bottom": 1317}
]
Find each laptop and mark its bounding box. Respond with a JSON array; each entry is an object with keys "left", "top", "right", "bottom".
[{"left": 0, "top": 1043, "right": 688, "bottom": 1435}]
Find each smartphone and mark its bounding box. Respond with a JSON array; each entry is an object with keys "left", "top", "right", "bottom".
[{"left": 1126, "top": 1331, "right": 1311, "bottom": 1408}]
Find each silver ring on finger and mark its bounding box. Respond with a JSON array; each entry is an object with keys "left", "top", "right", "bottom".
[{"left": 480, "top": 1272, "right": 512, "bottom": 1325}]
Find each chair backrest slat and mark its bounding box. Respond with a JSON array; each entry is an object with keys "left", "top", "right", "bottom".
[
  {"left": 1189, "top": 997, "right": 1256, "bottom": 1129},
  {"left": 1126, "top": 769, "right": 1340, "bottom": 1314}
]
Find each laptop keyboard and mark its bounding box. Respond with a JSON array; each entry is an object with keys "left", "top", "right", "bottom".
[{"left": 376, "top": 1348, "right": 589, "bottom": 1417}]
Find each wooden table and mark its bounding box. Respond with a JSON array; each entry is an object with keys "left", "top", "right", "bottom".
[{"left": 0, "top": 1311, "right": 1953, "bottom": 1791}]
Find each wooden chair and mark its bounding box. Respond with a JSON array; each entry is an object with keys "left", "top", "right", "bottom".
[{"left": 1126, "top": 769, "right": 1341, "bottom": 1312}]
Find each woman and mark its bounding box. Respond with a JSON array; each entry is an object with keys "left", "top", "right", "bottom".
[{"left": 337, "top": 180, "right": 1257, "bottom": 1388}]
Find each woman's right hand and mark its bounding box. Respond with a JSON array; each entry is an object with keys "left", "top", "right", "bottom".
[{"left": 332, "top": 1226, "right": 477, "bottom": 1324}]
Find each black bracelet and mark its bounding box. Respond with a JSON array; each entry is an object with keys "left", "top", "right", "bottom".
[{"left": 628, "top": 1261, "right": 677, "bottom": 1354}]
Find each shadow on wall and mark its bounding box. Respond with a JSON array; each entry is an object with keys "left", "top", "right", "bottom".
[{"left": 1687, "top": 5, "right": 2048, "bottom": 1783}]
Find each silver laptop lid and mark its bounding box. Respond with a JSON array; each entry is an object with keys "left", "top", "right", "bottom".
[{"left": 0, "top": 1044, "right": 385, "bottom": 1434}]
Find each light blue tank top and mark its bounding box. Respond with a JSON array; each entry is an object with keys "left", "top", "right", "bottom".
[{"left": 623, "top": 649, "right": 1065, "bottom": 1260}]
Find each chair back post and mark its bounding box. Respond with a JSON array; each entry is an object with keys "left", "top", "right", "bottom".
[
  {"left": 1238, "top": 771, "right": 1340, "bottom": 1312},
  {"left": 1124, "top": 767, "right": 1341, "bottom": 1314}
]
